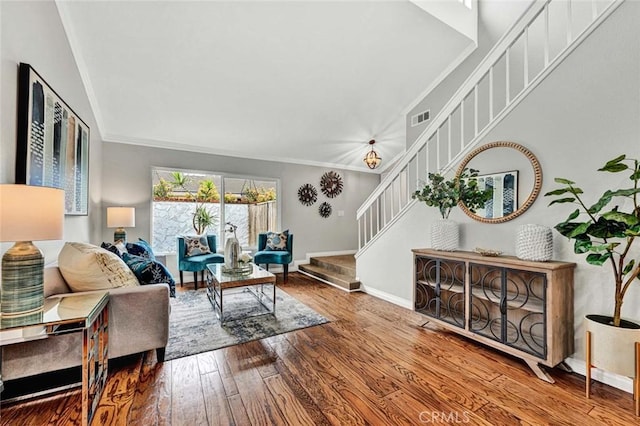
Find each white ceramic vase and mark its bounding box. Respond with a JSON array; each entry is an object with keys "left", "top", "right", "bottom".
[
  {"left": 431, "top": 219, "right": 459, "bottom": 251},
  {"left": 585, "top": 314, "right": 640, "bottom": 377}
]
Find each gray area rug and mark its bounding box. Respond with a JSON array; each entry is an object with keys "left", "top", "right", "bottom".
[{"left": 165, "top": 286, "right": 328, "bottom": 360}]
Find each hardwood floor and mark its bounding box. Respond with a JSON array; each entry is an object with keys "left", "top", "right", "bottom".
[{"left": 1, "top": 272, "right": 636, "bottom": 425}]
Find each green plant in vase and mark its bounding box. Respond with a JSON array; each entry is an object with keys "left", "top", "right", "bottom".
[
  {"left": 545, "top": 154, "right": 640, "bottom": 385},
  {"left": 412, "top": 168, "right": 491, "bottom": 218},
  {"left": 412, "top": 168, "right": 491, "bottom": 250}
]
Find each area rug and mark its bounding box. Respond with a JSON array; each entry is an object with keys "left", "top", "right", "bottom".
[{"left": 165, "top": 287, "right": 328, "bottom": 360}]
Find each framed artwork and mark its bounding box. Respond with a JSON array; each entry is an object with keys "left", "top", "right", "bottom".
[
  {"left": 15, "top": 63, "right": 90, "bottom": 215},
  {"left": 475, "top": 170, "right": 518, "bottom": 219}
]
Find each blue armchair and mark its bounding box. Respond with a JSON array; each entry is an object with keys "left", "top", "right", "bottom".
[
  {"left": 177, "top": 235, "right": 224, "bottom": 290},
  {"left": 253, "top": 232, "right": 293, "bottom": 283}
]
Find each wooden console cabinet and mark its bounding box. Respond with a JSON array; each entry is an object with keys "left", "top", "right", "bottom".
[{"left": 413, "top": 249, "right": 575, "bottom": 383}]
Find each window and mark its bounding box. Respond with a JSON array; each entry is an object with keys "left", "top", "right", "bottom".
[{"left": 151, "top": 168, "right": 278, "bottom": 254}]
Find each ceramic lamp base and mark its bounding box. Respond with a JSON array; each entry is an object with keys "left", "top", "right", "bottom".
[
  {"left": 1, "top": 241, "right": 45, "bottom": 317},
  {"left": 114, "top": 228, "right": 127, "bottom": 243}
]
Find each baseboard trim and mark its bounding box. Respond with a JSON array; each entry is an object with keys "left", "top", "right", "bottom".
[
  {"left": 563, "top": 357, "right": 634, "bottom": 394},
  {"left": 360, "top": 285, "right": 413, "bottom": 310}
]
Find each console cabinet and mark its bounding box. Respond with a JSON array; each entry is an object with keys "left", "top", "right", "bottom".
[{"left": 413, "top": 249, "right": 575, "bottom": 383}]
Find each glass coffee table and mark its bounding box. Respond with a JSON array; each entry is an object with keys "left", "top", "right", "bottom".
[{"left": 205, "top": 264, "right": 276, "bottom": 323}]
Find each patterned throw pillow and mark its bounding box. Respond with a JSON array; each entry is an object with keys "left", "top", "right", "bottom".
[
  {"left": 266, "top": 230, "right": 289, "bottom": 251},
  {"left": 184, "top": 235, "right": 212, "bottom": 257},
  {"left": 126, "top": 239, "right": 155, "bottom": 260},
  {"left": 101, "top": 242, "right": 121, "bottom": 257},
  {"left": 122, "top": 253, "right": 176, "bottom": 297}
]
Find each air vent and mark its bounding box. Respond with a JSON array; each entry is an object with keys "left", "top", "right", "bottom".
[{"left": 411, "top": 110, "right": 430, "bottom": 127}]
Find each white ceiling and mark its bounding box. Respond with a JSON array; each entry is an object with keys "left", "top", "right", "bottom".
[{"left": 57, "top": 0, "right": 474, "bottom": 172}]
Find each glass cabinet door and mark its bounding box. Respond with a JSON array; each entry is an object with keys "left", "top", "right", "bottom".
[
  {"left": 415, "top": 256, "right": 465, "bottom": 328},
  {"left": 469, "top": 263, "right": 546, "bottom": 358}
]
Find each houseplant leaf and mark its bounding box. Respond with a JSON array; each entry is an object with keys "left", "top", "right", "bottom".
[{"left": 546, "top": 154, "right": 640, "bottom": 327}]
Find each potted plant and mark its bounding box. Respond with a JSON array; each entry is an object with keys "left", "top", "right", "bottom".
[
  {"left": 412, "top": 168, "right": 491, "bottom": 250},
  {"left": 170, "top": 172, "right": 219, "bottom": 234},
  {"left": 545, "top": 154, "right": 640, "bottom": 379}
]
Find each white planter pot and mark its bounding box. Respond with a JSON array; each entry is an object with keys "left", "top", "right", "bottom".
[
  {"left": 516, "top": 224, "right": 553, "bottom": 261},
  {"left": 585, "top": 314, "right": 640, "bottom": 378},
  {"left": 431, "top": 219, "right": 459, "bottom": 251}
]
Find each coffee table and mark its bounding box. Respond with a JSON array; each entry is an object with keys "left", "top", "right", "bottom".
[{"left": 205, "top": 263, "right": 276, "bottom": 323}]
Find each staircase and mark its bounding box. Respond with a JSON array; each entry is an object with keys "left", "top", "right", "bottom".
[
  {"left": 298, "top": 255, "right": 360, "bottom": 291},
  {"left": 356, "top": 0, "right": 623, "bottom": 256}
]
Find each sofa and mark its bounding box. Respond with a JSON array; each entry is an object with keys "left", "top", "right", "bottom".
[{"left": 2, "top": 265, "right": 170, "bottom": 381}]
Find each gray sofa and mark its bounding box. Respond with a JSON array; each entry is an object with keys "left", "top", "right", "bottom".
[{"left": 2, "top": 265, "right": 170, "bottom": 381}]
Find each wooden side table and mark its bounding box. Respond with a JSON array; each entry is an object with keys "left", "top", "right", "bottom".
[{"left": 0, "top": 292, "right": 109, "bottom": 426}]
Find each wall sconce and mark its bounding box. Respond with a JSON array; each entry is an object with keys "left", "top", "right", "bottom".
[
  {"left": 0, "top": 184, "right": 65, "bottom": 317},
  {"left": 107, "top": 207, "right": 135, "bottom": 243},
  {"left": 363, "top": 140, "right": 382, "bottom": 170}
]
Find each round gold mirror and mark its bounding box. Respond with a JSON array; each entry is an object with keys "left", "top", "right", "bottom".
[{"left": 456, "top": 141, "right": 542, "bottom": 224}]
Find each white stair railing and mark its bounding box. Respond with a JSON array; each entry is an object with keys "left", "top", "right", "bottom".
[{"left": 356, "top": 0, "right": 622, "bottom": 254}]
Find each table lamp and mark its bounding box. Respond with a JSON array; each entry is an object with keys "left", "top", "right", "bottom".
[
  {"left": 107, "top": 207, "right": 135, "bottom": 243},
  {"left": 0, "top": 184, "right": 64, "bottom": 317}
]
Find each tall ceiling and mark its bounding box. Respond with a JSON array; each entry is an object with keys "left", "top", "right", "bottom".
[{"left": 57, "top": 0, "right": 474, "bottom": 172}]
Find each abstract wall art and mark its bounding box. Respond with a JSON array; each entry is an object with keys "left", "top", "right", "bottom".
[
  {"left": 475, "top": 170, "right": 518, "bottom": 219},
  {"left": 15, "top": 63, "right": 90, "bottom": 215}
]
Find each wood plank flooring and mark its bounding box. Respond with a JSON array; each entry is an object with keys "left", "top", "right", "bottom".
[{"left": 1, "top": 272, "right": 636, "bottom": 425}]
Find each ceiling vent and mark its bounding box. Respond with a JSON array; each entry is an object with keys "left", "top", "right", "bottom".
[{"left": 411, "top": 110, "right": 430, "bottom": 127}]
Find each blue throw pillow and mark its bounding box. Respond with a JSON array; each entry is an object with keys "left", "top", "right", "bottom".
[
  {"left": 101, "top": 242, "right": 121, "bottom": 257},
  {"left": 266, "top": 230, "right": 289, "bottom": 251},
  {"left": 136, "top": 238, "right": 155, "bottom": 256},
  {"left": 122, "top": 252, "right": 175, "bottom": 297},
  {"left": 126, "top": 241, "right": 155, "bottom": 260}
]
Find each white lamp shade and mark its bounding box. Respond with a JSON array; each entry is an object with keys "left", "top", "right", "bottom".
[
  {"left": 0, "top": 184, "right": 65, "bottom": 242},
  {"left": 107, "top": 207, "right": 135, "bottom": 228}
]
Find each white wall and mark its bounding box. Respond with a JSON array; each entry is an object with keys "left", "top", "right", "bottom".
[
  {"left": 406, "top": 0, "right": 534, "bottom": 147},
  {"left": 0, "top": 1, "right": 103, "bottom": 263},
  {"left": 101, "top": 141, "right": 379, "bottom": 267},
  {"left": 360, "top": 0, "right": 640, "bottom": 388}
]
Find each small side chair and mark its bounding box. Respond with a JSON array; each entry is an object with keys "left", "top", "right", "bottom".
[
  {"left": 177, "top": 235, "right": 224, "bottom": 289},
  {"left": 253, "top": 232, "right": 293, "bottom": 283}
]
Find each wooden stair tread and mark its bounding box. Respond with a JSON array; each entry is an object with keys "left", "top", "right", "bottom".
[
  {"left": 309, "top": 255, "right": 356, "bottom": 276},
  {"left": 298, "top": 263, "right": 360, "bottom": 291}
]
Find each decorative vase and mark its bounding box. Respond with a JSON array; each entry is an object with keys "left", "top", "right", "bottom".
[
  {"left": 516, "top": 224, "right": 552, "bottom": 261},
  {"left": 585, "top": 314, "right": 640, "bottom": 378},
  {"left": 224, "top": 236, "right": 240, "bottom": 271},
  {"left": 431, "top": 219, "right": 459, "bottom": 251}
]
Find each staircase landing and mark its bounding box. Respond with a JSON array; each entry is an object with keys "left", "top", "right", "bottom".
[{"left": 298, "top": 255, "right": 360, "bottom": 291}]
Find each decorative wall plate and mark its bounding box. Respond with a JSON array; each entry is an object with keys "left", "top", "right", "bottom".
[
  {"left": 297, "top": 183, "right": 317, "bottom": 206},
  {"left": 319, "top": 202, "right": 332, "bottom": 218},
  {"left": 320, "top": 171, "right": 343, "bottom": 198}
]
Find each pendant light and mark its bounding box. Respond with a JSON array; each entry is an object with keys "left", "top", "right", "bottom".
[{"left": 363, "top": 140, "right": 382, "bottom": 170}]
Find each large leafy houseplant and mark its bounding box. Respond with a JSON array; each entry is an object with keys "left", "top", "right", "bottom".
[
  {"left": 412, "top": 168, "right": 492, "bottom": 218},
  {"left": 545, "top": 155, "right": 640, "bottom": 327}
]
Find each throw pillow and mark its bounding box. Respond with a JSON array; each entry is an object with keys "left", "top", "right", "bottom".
[
  {"left": 266, "top": 230, "right": 289, "bottom": 251},
  {"left": 58, "top": 242, "right": 140, "bottom": 292},
  {"left": 126, "top": 240, "right": 155, "bottom": 260},
  {"left": 136, "top": 238, "right": 155, "bottom": 258},
  {"left": 184, "top": 235, "right": 211, "bottom": 257},
  {"left": 122, "top": 252, "right": 176, "bottom": 297},
  {"left": 100, "top": 242, "right": 121, "bottom": 257}
]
